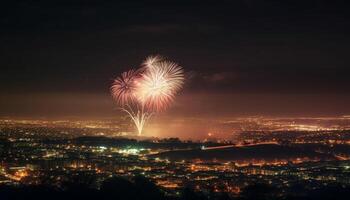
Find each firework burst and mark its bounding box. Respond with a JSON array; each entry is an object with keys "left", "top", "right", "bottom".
[
  {"left": 110, "top": 69, "right": 140, "bottom": 105},
  {"left": 142, "top": 55, "right": 163, "bottom": 69},
  {"left": 136, "top": 60, "right": 184, "bottom": 111},
  {"left": 110, "top": 55, "right": 185, "bottom": 135}
]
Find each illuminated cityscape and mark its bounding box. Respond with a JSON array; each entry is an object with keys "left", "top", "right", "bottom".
[{"left": 1, "top": 117, "right": 350, "bottom": 199}]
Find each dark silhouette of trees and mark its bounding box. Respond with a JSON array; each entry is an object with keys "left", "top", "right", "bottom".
[
  {"left": 239, "top": 183, "right": 277, "bottom": 200},
  {"left": 133, "top": 175, "right": 164, "bottom": 200},
  {"left": 181, "top": 187, "right": 207, "bottom": 200},
  {"left": 100, "top": 177, "right": 138, "bottom": 200},
  {"left": 1, "top": 177, "right": 350, "bottom": 200}
]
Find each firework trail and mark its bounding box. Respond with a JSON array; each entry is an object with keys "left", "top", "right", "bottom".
[{"left": 111, "top": 55, "right": 185, "bottom": 135}]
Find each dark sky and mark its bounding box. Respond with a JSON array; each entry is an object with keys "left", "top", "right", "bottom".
[{"left": 1, "top": 0, "right": 350, "bottom": 118}]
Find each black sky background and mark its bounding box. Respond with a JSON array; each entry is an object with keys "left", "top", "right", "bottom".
[{"left": 1, "top": 0, "right": 350, "bottom": 117}]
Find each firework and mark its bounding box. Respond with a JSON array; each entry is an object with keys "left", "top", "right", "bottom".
[
  {"left": 142, "top": 55, "right": 163, "bottom": 69},
  {"left": 136, "top": 60, "right": 184, "bottom": 111},
  {"left": 110, "top": 55, "right": 184, "bottom": 135},
  {"left": 110, "top": 69, "right": 140, "bottom": 106}
]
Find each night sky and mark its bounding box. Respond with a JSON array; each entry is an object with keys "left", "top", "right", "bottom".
[{"left": 1, "top": 0, "right": 350, "bottom": 118}]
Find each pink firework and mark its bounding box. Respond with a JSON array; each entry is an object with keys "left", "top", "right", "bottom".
[{"left": 110, "top": 69, "right": 140, "bottom": 106}]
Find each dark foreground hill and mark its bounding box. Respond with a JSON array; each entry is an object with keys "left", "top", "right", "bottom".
[
  {"left": 1, "top": 176, "right": 350, "bottom": 200},
  {"left": 151, "top": 144, "right": 343, "bottom": 162}
]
